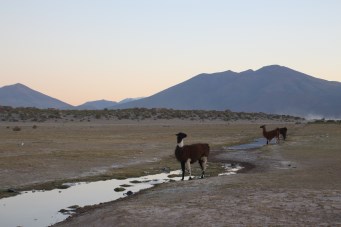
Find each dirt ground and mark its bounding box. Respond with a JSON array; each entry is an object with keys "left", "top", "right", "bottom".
[
  {"left": 1, "top": 120, "right": 341, "bottom": 226},
  {"left": 0, "top": 120, "right": 266, "bottom": 194}
]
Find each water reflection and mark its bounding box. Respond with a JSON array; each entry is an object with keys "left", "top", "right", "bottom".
[
  {"left": 0, "top": 158, "right": 245, "bottom": 227},
  {"left": 218, "top": 163, "right": 243, "bottom": 176},
  {"left": 226, "top": 138, "right": 276, "bottom": 150},
  {"left": 0, "top": 171, "right": 182, "bottom": 227}
]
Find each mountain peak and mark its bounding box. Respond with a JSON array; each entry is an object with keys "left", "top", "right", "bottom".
[
  {"left": 2, "top": 83, "right": 27, "bottom": 89},
  {"left": 0, "top": 83, "right": 73, "bottom": 109},
  {"left": 257, "top": 64, "right": 285, "bottom": 71},
  {"left": 1, "top": 83, "right": 34, "bottom": 93},
  {"left": 12, "top": 83, "right": 25, "bottom": 87},
  {"left": 240, "top": 69, "right": 254, "bottom": 74}
]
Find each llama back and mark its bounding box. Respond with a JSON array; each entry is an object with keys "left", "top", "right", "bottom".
[
  {"left": 187, "top": 143, "right": 209, "bottom": 163},
  {"left": 175, "top": 143, "right": 209, "bottom": 163}
]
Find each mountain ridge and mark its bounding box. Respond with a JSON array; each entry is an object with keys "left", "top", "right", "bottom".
[
  {"left": 1, "top": 65, "right": 341, "bottom": 118},
  {"left": 0, "top": 83, "right": 142, "bottom": 110},
  {"left": 113, "top": 65, "right": 341, "bottom": 118}
]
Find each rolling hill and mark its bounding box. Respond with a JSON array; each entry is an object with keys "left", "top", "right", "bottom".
[{"left": 76, "top": 100, "right": 118, "bottom": 110}]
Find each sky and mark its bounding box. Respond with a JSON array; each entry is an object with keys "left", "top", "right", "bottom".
[{"left": 1, "top": 0, "right": 340, "bottom": 106}]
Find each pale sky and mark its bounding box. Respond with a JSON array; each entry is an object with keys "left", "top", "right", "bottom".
[{"left": 1, "top": 0, "right": 340, "bottom": 106}]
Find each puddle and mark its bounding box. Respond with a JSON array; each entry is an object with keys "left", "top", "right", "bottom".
[
  {"left": 218, "top": 163, "right": 243, "bottom": 176},
  {"left": 226, "top": 138, "right": 276, "bottom": 150},
  {"left": 0, "top": 171, "right": 182, "bottom": 227},
  {"left": 0, "top": 164, "right": 240, "bottom": 227}
]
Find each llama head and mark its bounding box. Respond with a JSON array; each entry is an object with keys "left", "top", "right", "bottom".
[{"left": 176, "top": 132, "right": 187, "bottom": 145}]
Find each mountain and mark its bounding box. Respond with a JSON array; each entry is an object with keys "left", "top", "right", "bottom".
[
  {"left": 76, "top": 98, "right": 143, "bottom": 110},
  {"left": 118, "top": 97, "right": 144, "bottom": 104},
  {"left": 3, "top": 65, "right": 341, "bottom": 118},
  {"left": 0, "top": 83, "right": 73, "bottom": 109},
  {"left": 114, "top": 65, "right": 341, "bottom": 118},
  {"left": 0, "top": 83, "right": 143, "bottom": 110},
  {"left": 76, "top": 100, "right": 118, "bottom": 110}
]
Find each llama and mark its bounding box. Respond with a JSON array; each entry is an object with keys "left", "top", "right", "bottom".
[
  {"left": 260, "top": 125, "right": 279, "bottom": 144},
  {"left": 279, "top": 127, "right": 288, "bottom": 140},
  {"left": 175, "top": 132, "right": 210, "bottom": 180}
]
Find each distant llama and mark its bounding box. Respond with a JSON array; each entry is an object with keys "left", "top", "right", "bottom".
[
  {"left": 260, "top": 125, "right": 279, "bottom": 144},
  {"left": 279, "top": 127, "right": 288, "bottom": 140}
]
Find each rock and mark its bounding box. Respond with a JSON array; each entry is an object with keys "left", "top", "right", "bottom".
[
  {"left": 57, "top": 184, "right": 71, "bottom": 189},
  {"left": 124, "top": 191, "right": 133, "bottom": 196},
  {"left": 68, "top": 205, "right": 80, "bottom": 210},
  {"left": 162, "top": 167, "right": 171, "bottom": 173},
  {"left": 130, "top": 180, "right": 142, "bottom": 184},
  {"left": 59, "top": 209, "right": 69, "bottom": 214},
  {"left": 7, "top": 188, "right": 18, "bottom": 193},
  {"left": 114, "top": 187, "right": 126, "bottom": 192}
]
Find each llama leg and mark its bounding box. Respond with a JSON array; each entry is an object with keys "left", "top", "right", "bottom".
[
  {"left": 200, "top": 156, "right": 208, "bottom": 178},
  {"left": 185, "top": 159, "right": 192, "bottom": 180},
  {"left": 276, "top": 130, "right": 280, "bottom": 143},
  {"left": 181, "top": 161, "right": 185, "bottom": 181},
  {"left": 199, "top": 160, "right": 204, "bottom": 178}
]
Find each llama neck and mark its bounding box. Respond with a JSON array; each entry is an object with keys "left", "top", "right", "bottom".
[{"left": 178, "top": 139, "right": 184, "bottom": 148}]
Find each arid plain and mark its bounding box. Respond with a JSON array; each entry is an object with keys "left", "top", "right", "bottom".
[{"left": 1, "top": 116, "right": 340, "bottom": 226}]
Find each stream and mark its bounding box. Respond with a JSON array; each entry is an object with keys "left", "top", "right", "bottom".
[
  {"left": 0, "top": 165, "right": 242, "bottom": 227},
  {"left": 226, "top": 137, "right": 275, "bottom": 150},
  {"left": 0, "top": 138, "right": 271, "bottom": 227}
]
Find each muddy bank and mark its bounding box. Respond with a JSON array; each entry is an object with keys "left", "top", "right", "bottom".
[{"left": 54, "top": 124, "right": 341, "bottom": 226}]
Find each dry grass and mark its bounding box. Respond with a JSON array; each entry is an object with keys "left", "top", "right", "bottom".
[
  {"left": 0, "top": 120, "right": 288, "bottom": 197},
  {"left": 1, "top": 120, "right": 340, "bottom": 226},
  {"left": 54, "top": 123, "right": 341, "bottom": 227}
]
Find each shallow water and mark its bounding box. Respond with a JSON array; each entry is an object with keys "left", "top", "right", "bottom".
[
  {"left": 0, "top": 171, "right": 182, "bottom": 227},
  {"left": 0, "top": 164, "right": 241, "bottom": 227},
  {"left": 226, "top": 138, "right": 276, "bottom": 150},
  {"left": 218, "top": 163, "right": 243, "bottom": 176}
]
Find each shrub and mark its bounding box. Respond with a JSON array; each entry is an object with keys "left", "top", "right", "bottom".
[{"left": 13, "top": 126, "right": 21, "bottom": 131}]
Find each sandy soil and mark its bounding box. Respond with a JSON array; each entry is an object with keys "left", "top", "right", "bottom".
[{"left": 1, "top": 121, "right": 340, "bottom": 226}]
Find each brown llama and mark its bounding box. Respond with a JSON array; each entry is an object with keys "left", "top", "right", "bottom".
[
  {"left": 279, "top": 127, "right": 288, "bottom": 140},
  {"left": 260, "top": 125, "right": 279, "bottom": 144},
  {"left": 175, "top": 132, "right": 210, "bottom": 180}
]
